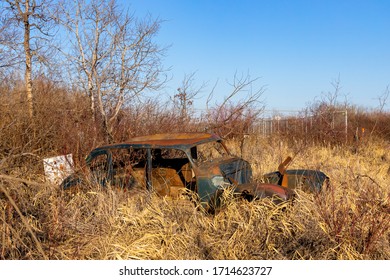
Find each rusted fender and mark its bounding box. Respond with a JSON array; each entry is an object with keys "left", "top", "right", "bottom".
[
  {"left": 235, "top": 182, "right": 294, "bottom": 202},
  {"left": 262, "top": 169, "right": 328, "bottom": 192}
]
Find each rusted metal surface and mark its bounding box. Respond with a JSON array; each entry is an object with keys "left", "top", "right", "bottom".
[
  {"left": 262, "top": 169, "right": 328, "bottom": 192},
  {"left": 61, "top": 132, "right": 328, "bottom": 209},
  {"left": 92, "top": 133, "right": 221, "bottom": 151}
]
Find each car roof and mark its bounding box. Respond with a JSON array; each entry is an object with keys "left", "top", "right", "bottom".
[
  {"left": 86, "top": 133, "right": 222, "bottom": 161},
  {"left": 126, "top": 132, "right": 221, "bottom": 146}
]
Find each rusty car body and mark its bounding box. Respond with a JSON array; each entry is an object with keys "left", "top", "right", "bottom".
[{"left": 61, "top": 133, "right": 328, "bottom": 209}]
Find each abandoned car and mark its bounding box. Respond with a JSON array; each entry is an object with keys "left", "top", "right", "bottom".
[{"left": 61, "top": 133, "right": 328, "bottom": 208}]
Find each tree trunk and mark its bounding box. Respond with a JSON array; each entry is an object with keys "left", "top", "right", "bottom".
[
  {"left": 23, "top": 1, "right": 33, "bottom": 118},
  {"left": 88, "top": 78, "right": 96, "bottom": 122}
]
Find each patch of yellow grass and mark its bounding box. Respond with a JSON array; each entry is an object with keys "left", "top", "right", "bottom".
[{"left": 1, "top": 137, "right": 389, "bottom": 260}]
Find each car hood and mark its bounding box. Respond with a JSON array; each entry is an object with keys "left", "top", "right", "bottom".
[{"left": 198, "top": 157, "right": 253, "bottom": 185}]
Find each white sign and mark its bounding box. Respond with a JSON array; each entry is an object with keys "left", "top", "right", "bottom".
[{"left": 43, "top": 154, "right": 74, "bottom": 184}]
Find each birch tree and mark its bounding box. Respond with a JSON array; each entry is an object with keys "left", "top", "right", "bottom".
[
  {"left": 0, "top": 0, "right": 55, "bottom": 118},
  {"left": 58, "top": 0, "right": 166, "bottom": 143}
]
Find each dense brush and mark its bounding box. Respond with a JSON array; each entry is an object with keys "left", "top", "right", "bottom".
[{"left": 1, "top": 136, "right": 389, "bottom": 260}]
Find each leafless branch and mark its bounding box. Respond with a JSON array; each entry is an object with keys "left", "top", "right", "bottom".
[{"left": 56, "top": 0, "right": 167, "bottom": 143}]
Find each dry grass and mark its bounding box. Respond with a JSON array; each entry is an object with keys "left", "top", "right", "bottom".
[{"left": 1, "top": 137, "right": 389, "bottom": 260}]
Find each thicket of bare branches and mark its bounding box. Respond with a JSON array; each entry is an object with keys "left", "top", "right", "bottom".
[
  {"left": 56, "top": 0, "right": 167, "bottom": 143},
  {"left": 254, "top": 78, "right": 390, "bottom": 147}
]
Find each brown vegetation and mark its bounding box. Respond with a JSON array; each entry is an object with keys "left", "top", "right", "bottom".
[{"left": 1, "top": 78, "right": 389, "bottom": 260}]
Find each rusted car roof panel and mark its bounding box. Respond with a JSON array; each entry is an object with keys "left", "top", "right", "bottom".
[
  {"left": 96, "top": 133, "right": 221, "bottom": 150},
  {"left": 130, "top": 133, "right": 220, "bottom": 143}
]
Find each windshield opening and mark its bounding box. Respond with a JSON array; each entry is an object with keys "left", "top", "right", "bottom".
[{"left": 194, "top": 141, "right": 230, "bottom": 163}]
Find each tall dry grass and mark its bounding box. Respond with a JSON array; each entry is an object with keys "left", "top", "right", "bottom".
[{"left": 1, "top": 136, "right": 389, "bottom": 260}]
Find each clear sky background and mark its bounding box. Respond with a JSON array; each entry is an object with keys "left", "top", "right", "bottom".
[{"left": 128, "top": 0, "right": 390, "bottom": 113}]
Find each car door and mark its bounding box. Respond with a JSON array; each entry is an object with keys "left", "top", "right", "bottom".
[{"left": 88, "top": 150, "right": 111, "bottom": 186}]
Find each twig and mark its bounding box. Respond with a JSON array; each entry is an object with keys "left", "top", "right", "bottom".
[{"left": 0, "top": 180, "right": 48, "bottom": 259}]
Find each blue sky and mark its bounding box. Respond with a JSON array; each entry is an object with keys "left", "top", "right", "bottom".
[{"left": 128, "top": 0, "right": 390, "bottom": 113}]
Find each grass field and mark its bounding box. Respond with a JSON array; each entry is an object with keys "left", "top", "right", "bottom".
[{"left": 0, "top": 135, "right": 389, "bottom": 260}]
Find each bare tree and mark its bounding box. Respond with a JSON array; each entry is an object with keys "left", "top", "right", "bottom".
[
  {"left": 0, "top": 7, "right": 20, "bottom": 71},
  {"left": 0, "top": 0, "right": 55, "bottom": 118},
  {"left": 319, "top": 75, "right": 349, "bottom": 108},
  {"left": 205, "top": 72, "right": 265, "bottom": 138},
  {"left": 173, "top": 72, "right": 205, "bottom": 124},
  {"left": 370, "top": 85, "right": 390, "bottom": 138},
  {"left": 58, "top": 0, "right": 166, "bottom": 143}
]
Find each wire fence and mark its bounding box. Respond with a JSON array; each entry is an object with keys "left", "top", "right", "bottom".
[
  {"left": 191, "top": 107, "right": 351, "bottom": 143},
  {"left": 251, "top": 110, "right": 348, "bottom": 137}
]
